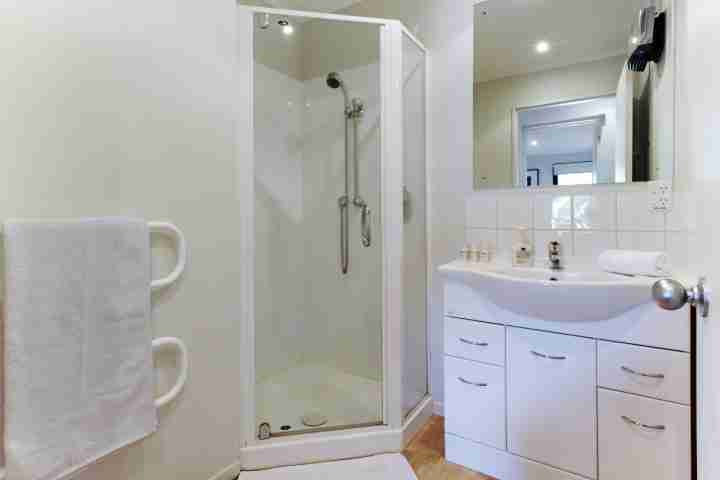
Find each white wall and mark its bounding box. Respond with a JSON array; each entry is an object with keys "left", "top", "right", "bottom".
[{"left": 0, "top": 1, "right": 242, "bottom": 479}]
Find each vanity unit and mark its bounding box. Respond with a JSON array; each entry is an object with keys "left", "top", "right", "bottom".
[{"left": 441, "top": 261, "right": 692, "bottom": 480}]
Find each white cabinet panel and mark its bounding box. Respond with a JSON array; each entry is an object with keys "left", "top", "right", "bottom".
[
  {"left": 598, "top": 388, "right": 691, "bottom": 480},
  {"left": 445, "top": 317, "right": 506, "bottom": 366},
  {"left": 598, "top": 341, "right": 691, "bottom": 405},
  {"left": 445, "top": 356, "right": 506, "bottom": 449},
  {"left": 507, "top": 328, "right": 597, "bottom": 479}
]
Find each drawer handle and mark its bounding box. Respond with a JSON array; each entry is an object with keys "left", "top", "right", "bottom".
[
  {"left": 458, "top": 377, "right": 488, "bottom": 387},
  {"left": 459, "top": 337, "right": 489, "bottom": 347},
  {"left": 621, "top": 415, "right": 666, "bottom": 431},
  {"left": 531, "top": 350, "right": 566, "bottom": 360},
  {"left": 621, "top": 366, "right": 666, "bottom": 379}
]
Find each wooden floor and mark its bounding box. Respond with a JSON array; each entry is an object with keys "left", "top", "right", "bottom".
[{"left": 403, "top": 416, "right": 494, "bottom": 480}]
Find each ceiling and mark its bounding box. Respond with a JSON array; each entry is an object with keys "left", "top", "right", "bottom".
[
  {"left": 474, "top": 0, "right": 650, "bottom": 83},
  {"left": 526, "top": 124, "right": 596, "bottom": 157},
  {"left": 264, "top": 0, "right": 365, "bottom": 13}
]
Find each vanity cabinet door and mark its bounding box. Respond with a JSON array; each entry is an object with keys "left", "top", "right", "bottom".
[
  {"left": 507, "top": 328, "right": 597, "bottom": 479},
  {"left": 598, "top": 388, "right": 690, "bottom": 480},
  {"left": 445, "top": 356, "right": 506, "bottom": 449}
]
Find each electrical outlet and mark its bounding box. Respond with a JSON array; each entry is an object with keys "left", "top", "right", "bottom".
[{"left": 649, "top": 180, "right": 673, "bottom": 213}]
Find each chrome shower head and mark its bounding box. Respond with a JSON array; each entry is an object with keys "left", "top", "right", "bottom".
[
  {"left": 326, "top": 72, "right": 343, "bottom": 89},
  {"left": 326, "top": 72, "right": 350, "bottom": 107}
]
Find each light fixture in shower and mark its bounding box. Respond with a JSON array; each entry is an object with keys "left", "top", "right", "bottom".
[
  {"left": 278, "top": 19, "right": 294, "bottom": 35},
  {"left": 535, "top": 40, "right": 551, "bottom": 54}
]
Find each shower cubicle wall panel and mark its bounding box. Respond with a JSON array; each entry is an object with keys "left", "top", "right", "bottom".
[
  {"left": 401, "top": 28, "right": 430, "bottom": 421},
  {"left": 236, "top": 5, "right": 416, "bottom": 469}
]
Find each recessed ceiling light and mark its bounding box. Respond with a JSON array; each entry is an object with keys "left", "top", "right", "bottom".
[
  {"left": 630, "top": 36, "right": 639, "bottom": 45},
  {"left": 530, "top": 140, "right": 539, "bottom": 147},
  {"left": 535, "top": 41, "right": 551, "bottom": 54},
  {"left": 278, "top": 19, "right": 294, "bottom": 35}
]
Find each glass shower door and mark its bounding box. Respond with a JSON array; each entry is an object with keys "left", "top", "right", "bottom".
[
  {"left": 402, "top": 31, "right": 429, "bottom": 418},
  {"left": 252, "top": 11, "right": 384, "bottom": 436}
]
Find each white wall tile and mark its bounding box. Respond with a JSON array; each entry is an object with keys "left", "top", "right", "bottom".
[
  {"left": 466, "top": 193, "right": 498, "bottom": 228},
  {"left": 573, "top": 192, "right": 616, "bottom": 230},
  {"left": 665, "top": 231, "right": 688, "bottom": 274},
  {"left": 573, "top": 230, "right": 617, "bottom": 260},
  {"left": 666, "top": 191, "right": 697, "bottom": 232},
  {"left": 534, "top": 229, "right": 573, "bottom": 265},
  {"left": 498, "top": 193, "right": 533, "bottom": 229},
  {"left": 466, "top": 228, "right": 498, "bottom": 254},
  {"left": 534, "top": 194, "right": 572, "bottom": 230},
  {"left": 617, "top": 231, "right": 666, "bottom": 251},
  {"left": 617, "top": 190, "right": 665, "bottom": 231}
]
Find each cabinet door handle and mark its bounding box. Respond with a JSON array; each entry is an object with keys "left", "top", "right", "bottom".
[
  {"left": 621, "top": 366, "right": 665, "bottom": 379},
  {"left": 621, "top": 415, "right": 666, "bottom": 431},
  {"left": 459, "top": 337, "right": 489, "bottom": 347},
  {"left": 458, "top": 377, "right": 488, "bottom": 387},
  {"left": 530, "top": 350, "right": 566, "bottom": 360}
]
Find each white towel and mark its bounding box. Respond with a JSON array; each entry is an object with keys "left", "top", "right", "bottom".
[
  {"left": 3, "top": 218, "right": 157, "bottom": 480},
  {"left": 598, "top": 249, "right": 670, "bottom": 277}
]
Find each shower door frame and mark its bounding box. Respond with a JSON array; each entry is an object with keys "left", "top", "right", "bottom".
[{"left": 236, "top": 5, "right": 431, "bottom": 469}]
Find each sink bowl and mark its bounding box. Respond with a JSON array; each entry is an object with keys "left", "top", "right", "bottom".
[{"left": 439, "top": 262, "right": 656, "bottom": 322}]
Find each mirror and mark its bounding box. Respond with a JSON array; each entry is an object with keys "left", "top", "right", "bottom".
[{"left": 473, "top": 0, "right": 675, "bottom": 189}]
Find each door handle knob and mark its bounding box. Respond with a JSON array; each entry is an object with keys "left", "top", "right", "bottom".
[{"left": 652, "top": 277, "right": 709, "bottom": 318}]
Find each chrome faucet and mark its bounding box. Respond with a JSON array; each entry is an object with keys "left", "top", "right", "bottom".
[{"left": 548, "top": 241, "right": 562, "bottom": 270}]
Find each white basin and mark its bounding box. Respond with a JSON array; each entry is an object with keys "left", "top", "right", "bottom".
[{"left": 439, "top": 262, "right": 656, "bottom": 322}]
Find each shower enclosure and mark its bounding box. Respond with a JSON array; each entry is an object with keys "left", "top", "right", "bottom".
[{"left": 237, "top": 5, "right": 429, "bottom": 469}]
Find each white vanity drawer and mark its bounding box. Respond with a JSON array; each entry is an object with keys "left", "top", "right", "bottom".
[
  {"left": 445, "top": 317, "right": 505, "bottom": 366},
  {"left": 445, "top": 355, "right": 506, "bottom": 449},
  {"left": 598, "top": 388, "right": 690, "bottom": 480},
  {"left": 598, "top": 341, "right": 691, "bottom": 405}
]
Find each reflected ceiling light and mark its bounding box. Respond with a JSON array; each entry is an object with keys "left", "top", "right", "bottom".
[
  {"left": 530, "top": 140, "right": 539, "bottom": 147},
  {"left": 630, "top": 36, "right": 640, "bottom": 45},
  {"left": 535, "top": 41, "right": 551, "bottom": 54}
]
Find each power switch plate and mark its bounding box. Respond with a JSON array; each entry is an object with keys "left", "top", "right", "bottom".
[{"left": 649, "top": 180, "right": 673, "bottom": 213}]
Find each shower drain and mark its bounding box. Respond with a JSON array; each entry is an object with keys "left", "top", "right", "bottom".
[{"left": 301, "top": 412, "right": 328, "bottom": 427}]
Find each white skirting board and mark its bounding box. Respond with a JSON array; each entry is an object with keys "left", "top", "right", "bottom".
[
  {"left": 433, "top": 401, "right": 444, "bottom": 417},
  {"left": 238, "top": 454, "right": 417, "bottom": 479},
  {"left": 208, "top": 463, "right": 242, "bottom": 480},
  {"left": 445, "top": 434, "right": 588, "bottom": 480}
]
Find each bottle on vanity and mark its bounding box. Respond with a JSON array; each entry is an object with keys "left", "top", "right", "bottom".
[{"left": 511, "top": 227, "right": 532, "bottom": 267}]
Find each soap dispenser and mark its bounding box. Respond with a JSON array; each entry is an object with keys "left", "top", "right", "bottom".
[{"left": 512, "top": 227, "right": 532, "bottom": 267}]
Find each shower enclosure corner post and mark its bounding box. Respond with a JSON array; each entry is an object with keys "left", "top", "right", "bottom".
[
  {"left": 236, "top": 5, "right": 258, "bottom": 449},
  {"left": 380, "top": 19, "right": 406, "bottom": 431}
]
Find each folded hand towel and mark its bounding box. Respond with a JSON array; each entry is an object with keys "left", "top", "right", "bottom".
[
  {"left": 598, "top": 249, "right": 670, "bottom": 277},
  {"left": 3, "top": 218, "right": 157, "bottom": 480}
]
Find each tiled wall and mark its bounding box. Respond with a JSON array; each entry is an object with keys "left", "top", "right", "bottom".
[{"left": 465, "top": 184, "right": 696, "bottom": 272}]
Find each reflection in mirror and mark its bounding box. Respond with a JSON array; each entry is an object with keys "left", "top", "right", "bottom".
[{"left": 473, "top": 0, "right": 674, "bottom": 189}]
